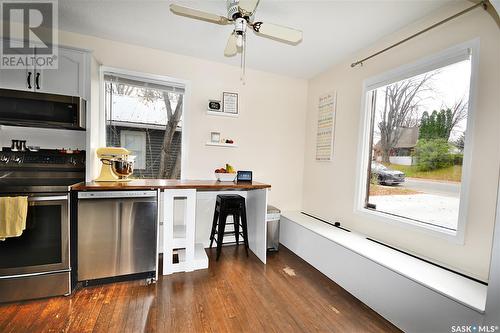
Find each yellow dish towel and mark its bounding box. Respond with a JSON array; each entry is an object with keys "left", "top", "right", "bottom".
[{"left": 0, "top": 196, "right": 28, "bottom": 241}]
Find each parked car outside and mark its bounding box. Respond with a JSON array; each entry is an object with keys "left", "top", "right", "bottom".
[{"left": 371, "top": 162, "right": 405, "bottom": 185}]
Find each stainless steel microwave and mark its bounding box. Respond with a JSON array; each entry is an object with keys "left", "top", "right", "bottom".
[{"left": 0, "top": 88, "right": 86, "bottom": 130}]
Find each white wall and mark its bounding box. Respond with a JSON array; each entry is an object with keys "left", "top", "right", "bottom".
[
  {"left": 484, "top": 174, "right": 500, "bottom": 323},
  {"left": 302, "top": 2, "right": 500, "bottom": 281},
  {"left": 85, "top": 55, "right": 102, "bottom": 181},
  {"left": 56, "top": 30, "right": 308, "bottom": 211},
  {"left": 484, "top": 0, "right": 500, "bottom": 310}
]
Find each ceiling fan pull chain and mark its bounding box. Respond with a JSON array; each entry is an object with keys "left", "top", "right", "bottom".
[
  {"left": 241, "top": 34, "right": 247, "bottom": 84},
  {"left": 240, "top": 48, "right": 244, "bottom": 83},
  {"left": 244, "top": 34, "right": 247, "bottom": 80}
]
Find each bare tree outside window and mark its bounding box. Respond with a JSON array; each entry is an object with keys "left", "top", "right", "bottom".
[
  {"left": 105, "top": 77, "right": 184, "bottom": 179},
  {"left": 159, "top": 92, "right": 183, "bottom": 178},
  {"left": 376, "top": 74, "right": 432, "bottom": 163}
]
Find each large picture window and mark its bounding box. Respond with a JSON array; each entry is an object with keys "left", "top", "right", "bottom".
[
  {"left": 104, "top": 71, "right": 184, "bottom": 179},
  {"left": 357, "top": 41, "right": 477, "bottom": 238}
]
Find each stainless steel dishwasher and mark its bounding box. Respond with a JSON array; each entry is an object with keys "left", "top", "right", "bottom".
[{"left": 77, "top": 191, "right": 158, "bottom": 285}]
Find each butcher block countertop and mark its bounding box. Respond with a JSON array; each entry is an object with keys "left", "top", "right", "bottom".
[{"left": 71, "top": 179, "right": 271, "bottom": 191}]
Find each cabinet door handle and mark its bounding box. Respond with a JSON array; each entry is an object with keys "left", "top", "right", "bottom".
[
  {"left": 27, "top": 72, "right": 32, "bottom": 89},
  {"left": 35, "top": 72, "right": 40, "bottom": 90}
]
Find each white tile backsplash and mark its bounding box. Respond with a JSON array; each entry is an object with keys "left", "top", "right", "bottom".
[{"left": 0, "top": 125, "right": 86, "bottom": 150}]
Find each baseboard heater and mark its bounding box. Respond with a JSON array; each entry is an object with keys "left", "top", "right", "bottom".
[{"left": 300, "top": 211, "right": 351, "bottom": 232}]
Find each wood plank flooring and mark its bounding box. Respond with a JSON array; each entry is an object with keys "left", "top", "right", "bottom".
[{"left": 0, "top": 246, "right": 401, "bottom": 333}]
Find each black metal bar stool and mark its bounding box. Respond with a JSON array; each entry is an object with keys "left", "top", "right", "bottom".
[{"left": 209, "top": 194, "right": 249, "bottom": 261}]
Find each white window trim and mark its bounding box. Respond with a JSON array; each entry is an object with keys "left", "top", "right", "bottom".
[
  {"left": 354, "top": 38, "right": 480, "bottom": 244},
  {"left": 99, "top": 66, "right": 190, "bottom": 180},
  {"left": 120, "top": 130, "right": 147, "bottom": 170}
]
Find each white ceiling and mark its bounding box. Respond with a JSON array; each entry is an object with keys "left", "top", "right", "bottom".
[{"left": 58, "top": 0, "right": 452, "bottom": 79}]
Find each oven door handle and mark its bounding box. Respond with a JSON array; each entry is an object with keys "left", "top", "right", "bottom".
[{"left": 28, "top": 195, "right": 68, "bottom": 202}]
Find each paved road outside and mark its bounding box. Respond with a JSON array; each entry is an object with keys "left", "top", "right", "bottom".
[
  {"left": 369, "top": 194, "right": 459, "bottom": 230},
  {"left": 369, "top": 177, "right": 461, "bottom": 230},
  {"left": 400, "top": 178, "right": 460, "bottom": 198}
]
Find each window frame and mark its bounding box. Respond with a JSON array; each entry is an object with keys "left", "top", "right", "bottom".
[
  {"left": 120, "top": 130, "right": 147, "bottom": 170},
  {"left": 354, "top": 38, "right": 480, "bottom": 244}
]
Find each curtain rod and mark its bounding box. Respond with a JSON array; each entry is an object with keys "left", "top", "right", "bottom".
[{"left": 350, "top": 1, "right": 488, "bottom": 68}]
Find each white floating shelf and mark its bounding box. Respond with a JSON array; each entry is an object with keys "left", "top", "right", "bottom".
[
  {"left": 207, "top": 111, "right": 239, "bottom": 118},
  {"left": 206, "top": 142, "right": 238, "bottom": 148}
]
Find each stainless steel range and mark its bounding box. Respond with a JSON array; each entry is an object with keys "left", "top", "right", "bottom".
[{"left": 0, "top": 148, "right": 85, "bottom": 303}]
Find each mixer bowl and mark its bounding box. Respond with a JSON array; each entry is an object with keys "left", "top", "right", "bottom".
[{"left": 112, "top": 159, "right": 134, "bottom": 178}]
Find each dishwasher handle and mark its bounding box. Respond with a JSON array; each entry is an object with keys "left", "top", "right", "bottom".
[{"left": 78, "top": 191, "right": 157, "bottom": 199}]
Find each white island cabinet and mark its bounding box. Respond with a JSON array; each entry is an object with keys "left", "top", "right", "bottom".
[{"left": 161, "top": 187, "right": 269, "bottom": 275}]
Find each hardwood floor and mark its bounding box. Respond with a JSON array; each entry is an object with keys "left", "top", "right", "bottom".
[{"left": 0, "top": 246, "right": 401, "bottom": 333}]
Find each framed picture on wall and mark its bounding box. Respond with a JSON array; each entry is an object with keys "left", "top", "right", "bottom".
[
  {"left": 222, "top": 92, "right": 238, "bottom": 115},
  {"left": 316, "top": 91, "right": 337, "bottom": 161},
  {"left": 210, "top": 132, "right": 221, "bottom": 143}
]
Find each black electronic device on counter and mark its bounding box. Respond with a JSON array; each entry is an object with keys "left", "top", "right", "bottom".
[{"left": 237, "top": 170, "right": 253, "bottom": 182}]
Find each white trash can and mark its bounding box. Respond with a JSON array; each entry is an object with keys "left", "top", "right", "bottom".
[{"left": 266, "top": 205, "right": 281, "bottom": 251}]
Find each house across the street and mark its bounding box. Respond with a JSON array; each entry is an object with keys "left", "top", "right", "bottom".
[{"left": 374, "top": 126, "right": 419, "bottom": 165}]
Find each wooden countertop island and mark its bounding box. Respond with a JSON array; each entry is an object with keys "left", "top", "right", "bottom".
[
  {"left": 71, "top": 179, "right": 271, "bottom": 191},
  {"left": 72, "top": 179, "right": 271, "bottom": 269},
  {"left": 72, "top": 179, "right": 271, "bottom": 266}
]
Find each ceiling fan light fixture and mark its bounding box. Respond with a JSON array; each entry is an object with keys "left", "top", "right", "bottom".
[{"left": 170, "top": 0, "right": 303, "bottom": 82}]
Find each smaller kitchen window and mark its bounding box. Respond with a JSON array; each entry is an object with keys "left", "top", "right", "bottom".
[
  {"left": 356, "top": 40, "right": 478, "bottom": 240},
  {"left": 104, "top": 70, "right": 185, "bottom": 179},
  {"left": 120, "top": 130, "right": 146, "bottom": 170}
]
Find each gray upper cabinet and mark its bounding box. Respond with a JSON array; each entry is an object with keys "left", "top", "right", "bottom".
[
  {"left": 0, "top": 42, "right": 89, "bottom": 99},
  {"left": 36, "top": 48, "right": 88, "bottom": 98},
  {"left": 0, "top": 66, "right": 32, "bottom": 92},
  {"left": 0, "top": 48, "right": 33, "bottom": 92}
]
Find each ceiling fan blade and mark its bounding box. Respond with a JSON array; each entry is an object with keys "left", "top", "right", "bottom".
[
  {"left": 238, "top": 0, "right": 260, "bottom": 15},
  {"left": 224, "top": 33, "right": 238, "bottom": 57},
  {"left": 253, "top": 22, "right": 303, "bottom": 44},
  {"left": 170, "top": 4, "right": 230, "bottom": 25}
]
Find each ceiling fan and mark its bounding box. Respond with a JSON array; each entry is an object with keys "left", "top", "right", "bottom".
[{"left": 170, "top": 0, "right": 303, "bottom": 80}]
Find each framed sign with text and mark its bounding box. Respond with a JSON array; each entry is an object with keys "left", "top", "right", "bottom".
[
  {"left": 222, "top": 92, "right": 238, "bottom": 115},
  {"left": 316, "top": 91, "right": 337, "bottom": 161}
]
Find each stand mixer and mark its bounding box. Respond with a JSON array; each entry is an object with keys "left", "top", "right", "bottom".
[{"left": 95, "top": 147, "right": 135, "bottom": 182}]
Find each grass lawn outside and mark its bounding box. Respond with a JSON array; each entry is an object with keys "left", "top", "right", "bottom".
[{"left": 384, "top": 163, "right": 462, "bottom": 182}]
